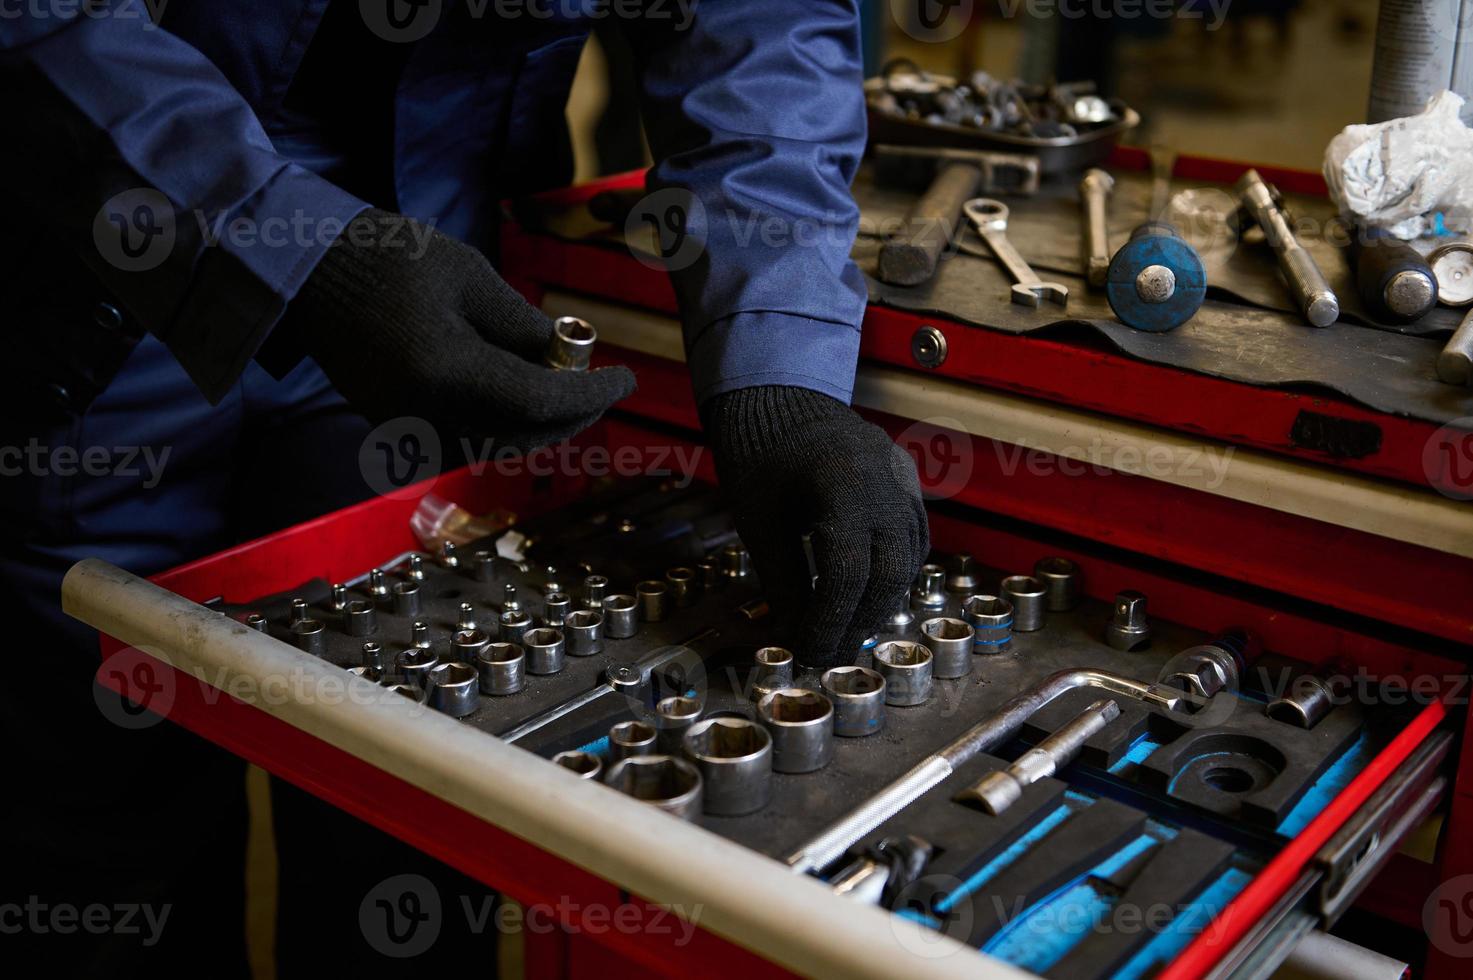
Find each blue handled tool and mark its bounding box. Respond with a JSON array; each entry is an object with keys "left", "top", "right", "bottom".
[{"left": 1105, "top": 146, "right": 1206, "bottom": 332}]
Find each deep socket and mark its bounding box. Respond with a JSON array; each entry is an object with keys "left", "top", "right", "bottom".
[
  {"left": 1000, "top": 575, "right": 1047, "bottom": 632},
  {"left": 391, "top": 581, "right": 422, "bottom": 617},
  {"left": 920, "top": 617, "right": 975, "bottom": 679},
  {"left": 821, "top": 666, "right": 886, "bottom": 737},
  {"left": 636, "top": 580, "right": 668, "bottom": 622},
  {"left": 963, "top": 595, "right": 1013, "bottom": 653},
  {"left": 1033, "top": 557, "right": 1082, "bottom": 611},
  {"left": 758, "top": 689, "right": 835, "bottom": 773},
  {"left": 343, "top": 600, "right": 378, "bottom": 637}
]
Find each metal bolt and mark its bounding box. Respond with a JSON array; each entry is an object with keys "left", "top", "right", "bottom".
[{"left": 911, "top": 325, "right": 948, "bottom": 369}]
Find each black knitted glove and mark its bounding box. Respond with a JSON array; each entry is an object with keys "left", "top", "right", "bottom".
[
  {"left": 705, "top": 386, "right": 930, "bottom": 669},
  {"left": 282, "top": 208, "right": 635, "bottom": 449}
]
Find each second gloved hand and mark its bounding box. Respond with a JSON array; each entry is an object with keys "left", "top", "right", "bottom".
[
  {"left": 705, "top": 386, "right": 930, "bottom": 670},
  {"left": 281, "top": 208, "right": 635, "bottom": 449}
]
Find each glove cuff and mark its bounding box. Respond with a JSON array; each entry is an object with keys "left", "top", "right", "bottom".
[{"left": 703, "top": 385, "right": 852, "bottom": 462}]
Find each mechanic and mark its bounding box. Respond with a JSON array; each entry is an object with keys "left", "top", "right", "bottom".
[{"left": 0, "top": 0, "right": 927, "bottom": 974}]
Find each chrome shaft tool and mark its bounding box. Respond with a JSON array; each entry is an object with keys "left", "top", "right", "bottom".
[
  {"left": 956, "top": 699, "right": 1121, "bottom": 814},
  {"left": 1105, "top": 146, "right": 1205, "bottom": 332},
  {"left": 964, "top": 198, "right": 1069, "bottom": 307},
  {"left": 1234, "top": 168, "right": 1339, "bottom": 327},
  {"left": 1078, "top": 168, "right": 1114, "bottom": 287}
]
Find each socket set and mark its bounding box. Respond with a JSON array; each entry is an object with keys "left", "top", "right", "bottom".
[{"left": 231, "top": 480, "right": 1428, "bottom": 973}]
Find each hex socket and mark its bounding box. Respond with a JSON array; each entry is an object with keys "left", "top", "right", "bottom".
[
  {"left": 564, "top": 610, "right": 604, "bottom": 656},
  {"left": 343, "top": 599, "right": 379, "bottom": 637},
  {"left": 347, "top": 665, "right": 382, "bottom": 683},
  {"left": 963, "top": 595, "right": 1013, "bottom": 653},
  {"left": 544, "top": 315, "right": 596, "bottom": 371},
  {"left": 477, "top": 641, "right": 526, "bottom": 695},
  {"left": 920, "top": 617, "right": 975, "bottom": 679},
  {"left": 757, "top": 688, "right": 835, "bottom": 773},
  {"left": 543, "top": 592, "right": 571, "bottom": 627},
  {"left": 655, "top": 695, "right": 703, "bottom": 754},
  {"left": 452, "top": 628, "right": 490, "bottom": 663},
  {"left": 552, "top": 750, "right": 603, "bottom": 780},
  {"left": 361, "top": 641, "right": 388, "bottom": 671},
  {"left": 583, "top": 575, "right": 608, "bottom": 608},
  {"left": 609, "top": 720, "right": 658, "bottom": 761},
  {"left": 821, "top": 666, "right": 886, "bottom": 737},
  {"left": 391, "top": 581, "right": 422, "bottom": 616},
  {"left": 498, "top": 611, "right": 532, "bottom": 647},
  {"left": 636, "top": 580, "right": 668, "bottom": 622},
  {"left": 682, "top": 718, "right": 773, "bottom": 815},
  {"left": 1033, "top": 557, "right": 1082, "bottom": 611},
  {"left": 387, "top": 683, "right": 426, "bottom": 704},
  {"left": 397, "top": 646, "right": 439, "bottom": 687},
  {"left": 603, "top": 594, "right": 638, "bottom": 638},
  {"left": 665, "top": 566, "right": 698, "bottom": 607},
  {"left": 427, "top": 662, "right": 479, "bottom": 717},
  {"left": 873, "top": 641, "right": 934, "bottom": 706},
  {"left": 1000, "top": 575, "right": 1048, "bottom": 632},
  {"left": 522, "top": 627, "right": 566, "bottom": 675},
  {"left": 752, "top": 646, "right": 795, "bottom": 701},
  {"left": 604, "top": 755, "right": 702, "bottom": 820},
  {"left": 290, "top": 618, "right": 326, "bottom": 656}
]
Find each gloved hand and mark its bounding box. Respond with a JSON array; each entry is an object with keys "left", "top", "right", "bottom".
[
  {"left": 281, "top": 208, "right": 635, "bottom": 448},
  {"left": 705, "top": 385, "right": 930, "bottom": 670}
]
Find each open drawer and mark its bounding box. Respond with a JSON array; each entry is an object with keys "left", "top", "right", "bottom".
[{"left": 66, "top": 415, "right": 1461, "bottom": 979}]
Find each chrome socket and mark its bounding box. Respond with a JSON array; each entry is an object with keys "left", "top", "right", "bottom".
[
  {"left": 499, "top": 584, "right": 532, "bottom": 646},
  {"left": 920, "top": 617, "right": 975, "bottom": 679},
  {"left": 387, "top": 683, "right": 426, "bottom": 704},
  {"left": 289, "top": 598, "right": 309, "bottom": 624},
  {"left": 427, "top": 662, "right": 479, "bottom": 717},
  {"left": 544, "top": 315, "right": 596, "bottom": 371},
  {"left": 477, "top": 641, "right": 526, "bottom": 695},
  {"left": 245, "top": 613, "right": 268, "bottom": 632},
  {"left": 946, "top": 553, "right": 980, "bottom": 595},
  {"left": 655, "top": 695, "right": 703, "bottom": 754},
  {"left": 583, "top": 575, "right": 608, "bottom": 609},
  {"left": 290, "top": 618, "right": 326, "bottom": 656},
  {"left": 397, "top": 646, "right": 439, "bottom": 687},
  {"left": 472, "top": 549, "right": 495, "bottom": 582},
  {"left": 456, "top": 602, "right": 477, "bottom": 632},
  {"left": 368, "top": 569, "right": 390, "bottom": 601},
  {"left": 873, "top": 641, "right": 934, "bottom": 706},
  {"left": 347, "top": 665, "right": 382, "bottom": 683},
  {"left": 964, "top": 595, "right": 1013, "bottom": 653},
  {"left": 563, "top": 609, "right": 604, "bottom": 656},
  {"left": 552, "top": 750, "right": 603, "bottom": 780},
  {"left": 603, "top": 594, "right": 639, "bottom": 638},
  {"left": 821, "top": 666, "right": 886, "bottom": 737},
  {"left": 542, "top": 591, "right": 571, "bottom": 627},
  {"left": 343, "top": 601, "right": 380, "bottom": 639},
  {"left": 609, "top": 720, "right": 658, "bottom": 761},
  {"left": 1033, "top": 557, "right": 1082, "bottom": 611},
  {"left": 361, "top": 641, "right": 388, "bottom": 671},
  {"left": 636, "top": 580, "right": 669, "bottom": 622},
  {"left": 439, "top": 541, "right": 460, "bottom": 569},
  {"left": 1267, "top": 674, "right": 1333, "bottom": 729},
  {"left": 911, "top": 563, "right": 948, "bottom": 611},
  {"left": 665, "top": 566, "right": 698, "bottom": 607},
  {"left": 757, "top": 688, "right": 835, "bottom": 773},
  {"left": 542, "top": 565, "right": 561, "bottom": 595},
  {"left": 697, "top": 560, "right": 721, "bottom": 589},
  {"left": 682, "top": 718, "right": 773, "bottom": 815},
  {"left": 410, "top": 621, "right": 431, "bottom": 649},
  {"left": 391, "top": 580, "right": 422, "bottom": 617},
  {"left": 604, "top": 755, "right": 702, "bottom": 821},
  {"left": 1104, "top": 591, "right": 1152, "bottom": 651},
  {"left": 452, "top": 628, "right": 490, "bottom": 663},
  {"left": 721, "top": 544, "right": 752, "bottom": 580},
  {"left": 751, "top": 646, "right": 795, "bottom": 702},
  {"left": 521, "top": 627, "right": 566, "bottom": 675},
  {"left": 1000, "top": 575, "right": 1047, "bottom": 632},
  {"left": 406, "top": 554, "right": 426, "bottom": 581},
  {"left": 330, "top": 583, "right": 347, "bottom": 611}
]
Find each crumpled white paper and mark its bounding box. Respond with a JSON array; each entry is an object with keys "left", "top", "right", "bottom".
[{"left": 1324, "top": 90, "right": 1473, "bottom": 239}]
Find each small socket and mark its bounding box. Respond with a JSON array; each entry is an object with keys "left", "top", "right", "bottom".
[
  {"left": 564, "top": 609, "right": 604, "bottom": 656},
  {"left": 427, "top": 662, "right": 479, "bottom": 717},
  {"left": 552, "top": 750, "right": 603, "bottom": 780},
  {"left": 603, "top": 594, "right": 638, "bottom": 638},
  {"left": 522, "top": 627, "right": 566, "bottom": 675},
  {"left": 873, "top": 641, "right": 933, "bottom": 706},
  {"left": 544, "top": 316, "right": 596, "bottom": 371},
  {"left": 636, "top": 580, "right": 668, "bottom": 622},
  {"left": 1000, "top": 575, "right": 1047, "bottom": 632},
  {"left": 609, "top": 720, "right": 658, "bottom": 761},
  {"left": 477, "top": 641, "right": 526, "bottom": 696}
]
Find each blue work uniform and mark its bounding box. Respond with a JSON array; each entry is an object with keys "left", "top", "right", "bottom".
[{"left": 0, "top": 0, "right": 868, "bottom": 971}]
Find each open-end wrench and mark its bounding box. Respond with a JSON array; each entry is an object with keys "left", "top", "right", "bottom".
[
  {"left": 1078, "top": 169, "right": 1114, "bottom": 288},
  {"left": 964, "top": 198, "right": 1069, "bottom": 308}
]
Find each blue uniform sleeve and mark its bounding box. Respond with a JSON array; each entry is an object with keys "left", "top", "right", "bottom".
[
  {"left": 0, "top": 1, "right": 367, "bottom": 404},
  {"left": 618, "top": 0, "right": 870, "bottom": 407}
]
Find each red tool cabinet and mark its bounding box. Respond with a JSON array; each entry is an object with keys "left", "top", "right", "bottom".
[{"left": 83, "top": 153, "right": 1473, "bottom": 978}]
